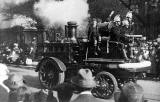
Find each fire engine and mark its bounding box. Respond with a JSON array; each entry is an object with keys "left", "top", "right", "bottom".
[{"left": 35, "top": 21, "right": 151, "bottom": 99}]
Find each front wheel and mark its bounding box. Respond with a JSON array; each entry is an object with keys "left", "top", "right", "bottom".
[
  {"left": 92, "top": 71, "right": 118, "bottom": 99},
  {"left": 38, "top": 57, "right": 66, "bottom": 90}
]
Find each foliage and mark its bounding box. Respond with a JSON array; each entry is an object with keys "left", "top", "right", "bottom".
[{"left": 87, "top": 0, "right": 128, "bottom": 21}]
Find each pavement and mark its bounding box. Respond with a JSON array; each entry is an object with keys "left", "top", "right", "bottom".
[
  {"left": 6, "top": 61, "right": 38, "bottom": 70},
  {"left": 137, "top": 80, "right": 160, "bottom": 102}
]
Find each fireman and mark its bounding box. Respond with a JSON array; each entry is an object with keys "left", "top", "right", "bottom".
[
  {"left": 88, "top": 18, "right": 100, "bottom": 56},
  {"left": 109, "top": 15, "right": 129, "bottom": 60},
  {"left": 109, "top": 14, "right": 122, "bottom": 41},
  {"left": 125, "top": 11, "right": 134, "bottom": 35}
]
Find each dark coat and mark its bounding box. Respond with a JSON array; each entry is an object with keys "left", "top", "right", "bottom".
[
  {"left": 70, "top": 94, "right": 110, "bottom": 102},
  {"left": 56, "top": 82, "right": 74, "bottom": 102},
  {"left": 31, "top": 90, "right": 58, "bottom": 102}
]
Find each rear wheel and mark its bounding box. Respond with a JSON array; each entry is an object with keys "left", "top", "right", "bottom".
[
  {"left": 92, "top": 71, "right": 118, "bottom": 99},
  {"left": 38, "top": 57, "right": 66, "bottom": 90}
]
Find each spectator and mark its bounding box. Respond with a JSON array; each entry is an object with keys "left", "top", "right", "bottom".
[
  {"left": 8, "top": 43, "right": 21, "bottom": 63},
  {"left": 4, "top": 73, "right": 32, "bottom": 102},
  {"left": 30, "top": 37, "right": 37, "bottom": 60},
  {"left": 114, "top": 82, "right": 145, "bottom": 102},
  {"left": 3, "top": 46, "right": 11, "bottom": 56},
  {"left": 70, "top": 68, "right": 108, "bottom": 102},
  {"left": 0, "top": 63, "right": 10, "bottom": 102},
  {"left": 13, "top": 43, "right": 21, "bottom": 54},
  {"left": 9, "top": 86, "right": 32, "bottom": 102},
  {"left": 5, "top": 73, "right": 27, "bottom": 91}
]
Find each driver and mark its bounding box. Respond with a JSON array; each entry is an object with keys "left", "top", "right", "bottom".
[{"left": 109, "top": 14, "right": 122, "bottom": 41}]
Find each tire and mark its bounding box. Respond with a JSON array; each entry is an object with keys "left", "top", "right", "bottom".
[
  {"left": 92, "top": 71, "right": 118, "bottom": 99},
  {"left": 38, "top": 57, "right": 66, "bottom": 90}
]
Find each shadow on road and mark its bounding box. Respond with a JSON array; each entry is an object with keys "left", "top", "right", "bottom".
[
  {"left": 24, "top": 75, "right": 42, "bottom": 89},
  {"left": 9, "top": 68, "right": 20, "bottom": 73}
]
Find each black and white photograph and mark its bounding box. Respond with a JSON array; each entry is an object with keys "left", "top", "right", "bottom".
[{"left": 0, "top": 0, "right": 160, "bottom": 102}]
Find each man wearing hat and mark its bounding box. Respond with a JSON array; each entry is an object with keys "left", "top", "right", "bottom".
[
  {"left": 5, "top": 73, "right": 26, "bottom": 91},
  {"left": 5, "top": 73, "right": 32, "bottom": 102},
  {"left": 70, "top": 68, "right": 108, "bottom": 102}
]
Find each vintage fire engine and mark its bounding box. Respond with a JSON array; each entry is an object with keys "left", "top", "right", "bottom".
[{"left": 35, "top": 21, "right": 151, "bottom": 99}]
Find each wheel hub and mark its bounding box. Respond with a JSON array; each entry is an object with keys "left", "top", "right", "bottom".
[{"left": 92, "top": 71, "right": 118, "bottom": 99}]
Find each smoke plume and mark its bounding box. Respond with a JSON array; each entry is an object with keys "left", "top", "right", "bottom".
[
  {"left": 0, "top": 13, "right": 12, "bottom": 29},
  {"left": 34, "top": 0, "right": 90, "bottom": 28},
  {"left": 0, "top": 0, "right": 30, "bottom": 29},
  {"left": 0, "top": 0, "right": 29, "bottom": 9}
]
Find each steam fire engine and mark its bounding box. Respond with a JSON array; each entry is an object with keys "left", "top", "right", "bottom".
[{"left": 35, "top": 21, "right": 151, "bottom": 99}]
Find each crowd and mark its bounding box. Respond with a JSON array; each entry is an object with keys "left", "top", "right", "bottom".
[
  {"left": 0, "top": 38, "right": 36, "bottom": 65},
  {"left": 0, "top": 63, "right": 147, "bottom": 102}
]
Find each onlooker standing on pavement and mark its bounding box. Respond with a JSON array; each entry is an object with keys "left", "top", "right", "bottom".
[
  {"left": 0, "top": 63, "right": 10, "bottom": 102},
  {"left": 4, "top": 73, "right": 32, "bottom": 102},
  {"left": 30, "top": 37, "right": 37, "bottom": 60},
  {"left": 5, "top": 73, "right": 27, "bottom": 91},
  {"left": 70, "top": 68, "right": 109, "bottom": 102},
  {"left": 114, "top": 82, "right": 145, "bottom": 102}
]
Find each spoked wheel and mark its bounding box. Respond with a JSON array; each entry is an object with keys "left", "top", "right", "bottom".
[
  {"left": 38, "top": 57, "right": 66, "bottom": 90},
  {"left": 92, "top": 71, "right": 118, "bottom": 99}
]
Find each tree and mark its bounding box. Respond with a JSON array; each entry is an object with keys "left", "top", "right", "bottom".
[{"left": 87, "top": 0, "right": 128, "bottom": 21}]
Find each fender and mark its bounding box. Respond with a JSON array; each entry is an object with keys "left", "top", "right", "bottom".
[{"left": 36, "top": 57, "right": 66, "bottom": 72}]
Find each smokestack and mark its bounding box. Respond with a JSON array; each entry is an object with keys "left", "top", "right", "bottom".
[{"left": 65, "top": 21, "right": 77, "bottom": 43}]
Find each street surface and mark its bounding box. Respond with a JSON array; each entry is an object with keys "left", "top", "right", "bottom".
[{"left": 7, "top": 65, "right": 160, "bottom": 102}]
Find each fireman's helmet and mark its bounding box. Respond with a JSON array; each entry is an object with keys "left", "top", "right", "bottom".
[
  {"left": 13, "top": 43, "right": 18, "bottom": 47},
  {"left": 126, "top": 11, "right": 133, "bottom": 19},
  {"left": 122, "top": 19, "right": 129, "bottom": 26},
  {"left": 114, "top": 15, "right": 121, "bottom": 22}
]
